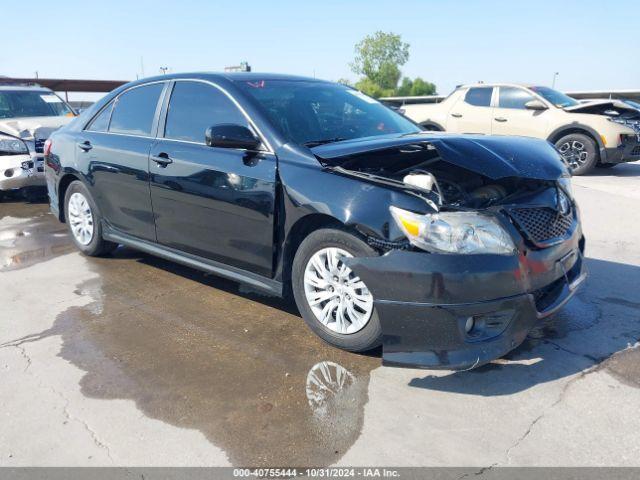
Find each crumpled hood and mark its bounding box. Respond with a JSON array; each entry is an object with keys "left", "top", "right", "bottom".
[
  {"left": 564, "top": 99, "right": 639, "bottom": 115},
  {"left": 312, "top": 133, "right": 568, "bottom": 180},
  {"left": 0, "top": 116, "right": 73, "bottom": 140}
]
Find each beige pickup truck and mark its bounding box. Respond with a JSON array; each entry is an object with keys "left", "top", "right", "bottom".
[{"left": 401, "top": 83, "right": 640, "bottom": 175}]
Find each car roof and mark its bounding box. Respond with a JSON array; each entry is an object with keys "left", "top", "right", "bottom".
[
  {"left": 457, "top": 82, "right": 541, "bottom": 90},
  {"left": 133, "top": 71, "right": 330, "bottom": 85}
]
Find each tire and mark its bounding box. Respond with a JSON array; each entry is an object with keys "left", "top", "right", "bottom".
[
  {"left": 291, "top": 228, "right": 382, "bottom": 352},
  {"left": 597, "top": 162, "right": 617, "bottom": 169},
  {"left": 64, "top": 180, "right": 118, "bottom": 256},
  {"left": 555, "top": 133, "right": 598, "bottom": 175}
]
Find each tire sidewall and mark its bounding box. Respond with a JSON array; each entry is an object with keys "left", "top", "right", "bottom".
[
  {"left": 292, "top": 228, "right": 382, "bottom": 352},
  {"left": 64, "top": 181, "right": 106, "bottom": 255},
  {"left": 555, "top": 133, "right": 598, "bottom": 175}
]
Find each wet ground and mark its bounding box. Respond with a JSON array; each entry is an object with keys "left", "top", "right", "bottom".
[{"left": 2, "top": 163, "right": 640, "bottom": 467}]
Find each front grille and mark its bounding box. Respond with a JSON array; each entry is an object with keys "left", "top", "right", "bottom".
[
  {"left": 508, "top": 207, "right": 574, "bottom": 246},
  {"left": 34, "top": 138, "right": 46, "bottom": 154}
]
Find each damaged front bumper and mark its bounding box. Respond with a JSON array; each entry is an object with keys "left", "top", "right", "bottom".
[
  {"left": 346, "top": 228, "right": 586, "bottom": 370},
  {"left": 0, "top": 154, "right": 45, "bottom": 191},
  {"left": 601, "top": 134, "right": 640, "bottom": 164}
]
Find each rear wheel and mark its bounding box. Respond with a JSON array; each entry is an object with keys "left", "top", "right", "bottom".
[
  {"left": 555, "top": 133, "right": 598, "bottom": 175},
  {"left": 292, "top": 228, "right": 382, "bottom": 352},
  {"left": 64, "top": 181, "right": 117, "bottom": 256}
]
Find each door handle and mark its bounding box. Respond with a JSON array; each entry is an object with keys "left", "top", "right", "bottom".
[
  {"left": 451, "top": 113, "right": 463, "bottom": 118},
  {"left": 151, "top": 152, "right": 173, "bottom": 167},
  {"left": 78, "top": 140, "right": 92, "bottom": 152},
  {"left": 494, "top": 117, "right": 508, "bottom": 122}
]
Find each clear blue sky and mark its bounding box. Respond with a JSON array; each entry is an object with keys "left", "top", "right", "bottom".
[{"left": 2, "top": 0, "right": 638, "bottom": 99}]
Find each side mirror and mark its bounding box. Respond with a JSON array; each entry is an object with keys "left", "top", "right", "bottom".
[
  {"left": 205, "top": 124, "right": 261, "bottom": 150},
  {"left": 525, "top": 99, "right": 548, "bottom": 111},
  {"left": 604, "top": 109, "right": 620, "bottom": 117}
]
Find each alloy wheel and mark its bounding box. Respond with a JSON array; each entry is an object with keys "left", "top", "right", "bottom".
[
  {"left": 558, "top": 141, "right": 588, "bottom": 170},
  {"left": 68, "top": 192, "right": 94, "bottom": 245},
  {"left": 303, "top": 247, "right": 374, "bottom": 334}
]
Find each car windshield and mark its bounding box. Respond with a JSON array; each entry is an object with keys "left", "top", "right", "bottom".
[
  {"left": 236, "top": 79, "right": 420, "bottom": 146},
  {"left": 530, "top": 86, "right": 579, "bottom": 108},
  {"left": 0, "top": 90, "right": 75, "bottom": 119}
]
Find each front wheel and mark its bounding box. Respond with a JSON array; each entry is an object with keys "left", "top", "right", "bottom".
[
  {"left": 292, "top": 228, "right": 382, "bottom": 352},
  {"left": 64, "top": 181, "right": 118, "bottom": 256},
  {"left": 555, "top": 133, "right": 598, "bottom": 175}
]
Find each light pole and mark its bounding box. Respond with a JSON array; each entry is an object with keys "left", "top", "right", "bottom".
[
  {"left": 160, "top": 66, "right": 169, "bottom": 75},
  {"left": 552, "top": 72, "right": 559, "bottom": 89}
]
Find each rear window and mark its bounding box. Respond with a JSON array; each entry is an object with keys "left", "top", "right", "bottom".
[
  {"left": 464, "top": 87, "right": 493, "bottom": 107},
  {"left": 109, "top": 83, "right": 164, "bottom": 136}
]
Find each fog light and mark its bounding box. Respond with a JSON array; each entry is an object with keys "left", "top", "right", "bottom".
[
  {"left": 464, "top": 316, "right": 475, "bottom": 333},
  {"left": 4, "top": 169, "right": 14, "bottom": 178}
]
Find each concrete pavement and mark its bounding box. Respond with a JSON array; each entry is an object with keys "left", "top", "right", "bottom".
[{"left": 1, "top": 162, "right": 639, "bottom": 467}]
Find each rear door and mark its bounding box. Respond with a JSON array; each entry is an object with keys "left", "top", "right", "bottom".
[
  {"left": 446, "top": 86, "right": 494, "bottom": 134},
  {"left": 149, "top": 80, "right": 277, "bottom": 277},
  {"left": 491, "top": 86, "right": 549, "bottom": 138},
  {"left": 79, "top": 82, "right": 166, "bottom": 241}
]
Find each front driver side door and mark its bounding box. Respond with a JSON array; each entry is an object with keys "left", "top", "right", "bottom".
[
  {"left": 491, "top": 86, "right": 549, "bottom": 138},
  {"left": 149, "top": 80, "right": 277, "bottom": 277}
]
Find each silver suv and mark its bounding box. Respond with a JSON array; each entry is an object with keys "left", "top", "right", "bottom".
[{"left": 0, "top": 82, "right": 75, "bottom": 199}]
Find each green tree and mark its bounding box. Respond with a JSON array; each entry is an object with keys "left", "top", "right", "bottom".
[
  {"left": 396, "top": 77, "right": 437, "bottom": 96},
  {"left": 350, "top": 31, "right": 410, "bottom": 91},
  {"left": 354, "top": 78, "right": 395, "bottom": 99}
]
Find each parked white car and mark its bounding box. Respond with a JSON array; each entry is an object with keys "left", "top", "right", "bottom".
[
  {"left": 402, "top": 83, "right": 640, "bottom": 174},
  {"left": 0, "top": 83, "right": 75, "bottom": 199}
]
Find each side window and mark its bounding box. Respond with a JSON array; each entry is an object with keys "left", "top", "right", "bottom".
[
  {"left": 86, "top": 103, "right": 113, "bottom": 132},
  {"left": 464, "top": 87, "right": 493, "bottom": 107},
  {"left": 109, "top": 83, "right": 164, "bottom": 136},
  {"left": 498, "top": 87, "right": 536, "bottom": 109},
  {"left": 164, "top": 81, "right": 249, "bottom": 143}
]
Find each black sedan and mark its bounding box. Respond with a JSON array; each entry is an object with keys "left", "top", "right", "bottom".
[{"left": 44, "top": 73, "right": 586, "bottom": 370}]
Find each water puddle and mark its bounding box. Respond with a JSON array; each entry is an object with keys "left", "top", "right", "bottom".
[
  {"left": 0, "top": 202, "right": 73, "bottom": 271},
  {"left": 9, "top": 237, "right": 379, "bottom": 465}
]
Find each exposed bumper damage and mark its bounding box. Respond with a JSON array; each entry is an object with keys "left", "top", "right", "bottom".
[
  {"left": 0, "top": 116, "right": 71, "bottom": 192},
  {"left": 346, "top": 229, "right": 586, "bottom": 370},
  {"left": 0, "top": 154, "right": 45, "bottom": 191}
]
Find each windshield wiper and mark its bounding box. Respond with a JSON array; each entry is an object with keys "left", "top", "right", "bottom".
[{"left": 303, "top": 137, "right": 348, "bottom": 148}]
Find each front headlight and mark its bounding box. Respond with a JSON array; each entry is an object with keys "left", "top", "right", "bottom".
[
  {"left": 0, "top": 134, "right": 28, "bottom": 155},
  {"left": 390, "top": 206, "right": 515, "bottom": 255}
]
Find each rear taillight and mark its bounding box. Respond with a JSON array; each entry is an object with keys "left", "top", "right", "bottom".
[{"left": 43, "top": 139, "right": 52, "bottom": 157}]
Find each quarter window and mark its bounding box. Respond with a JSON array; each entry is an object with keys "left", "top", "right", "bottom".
[
  {"left": 109, "top": 83, "right": 164, "bottom": 136},
  {"left": 498, "top": 87, "right": 536, "bottom": 109},
  {"left": 464, "top": 87, "right": 493, "bottom": 107},
  {"left": 87, "top": 103, "right": 113, "bottom": 132},
  {"left": 164, "top": 81, "right": 248, "bottom": 143}
]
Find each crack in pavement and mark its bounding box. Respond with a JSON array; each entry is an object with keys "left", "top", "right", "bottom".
[
  {"left": 6, "top": 342, "right": 115, "bottom": 464},
  {"left": 47, "top": 384, "right": 115, "bottom": 463}
]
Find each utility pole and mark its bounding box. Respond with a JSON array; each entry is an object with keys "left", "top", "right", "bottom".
[
  {"left": 34, "top": 71, "right": 38, "bottom": 79},
  {"left": 552, "top": 72, "right": 559, "bottom": 89},
  {"left": 140, "top": 56, "right": 145, "bottom": 78}
]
